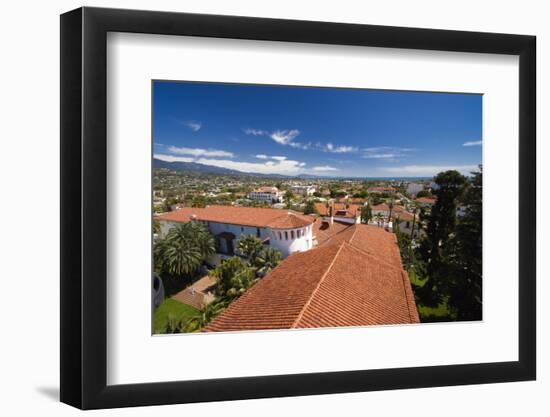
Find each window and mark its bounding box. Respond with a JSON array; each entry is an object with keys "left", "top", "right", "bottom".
[
  {"left": 291, "top": 230, "right": 295, "bottom": 239},
  {"left": 285, "top": 231, "right": 288, "bottom": 240},
  {"left": 278, "top": 232, "right": 282, "bottom": 240},
  {"left": 297, "top": 229, "right": 301, "bottom": 238},
  {"left": 241, "top": 227, "right": 244, "bottom": 232},
  {"left": 256, "top": 228, "right": 261, "bottom": 238}
]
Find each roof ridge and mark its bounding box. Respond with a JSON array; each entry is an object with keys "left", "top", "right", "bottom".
[
  {"left": 290, "top": 243, "right": 346, "bottom": 328},
  {"left": 347, "top": 224, "right": 360, "bottom": 245},
  {"left": 318, "top": 224, "right": 354, "bottom": 244}
]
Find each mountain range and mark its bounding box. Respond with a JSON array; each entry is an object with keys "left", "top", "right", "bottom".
[{"left": 153, "top": 158, "right": 322, "bottom": 179}]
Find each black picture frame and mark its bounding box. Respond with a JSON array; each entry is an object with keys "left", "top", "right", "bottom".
[{"left": 60, "top": 6, "right": 536, "bottom": 410}]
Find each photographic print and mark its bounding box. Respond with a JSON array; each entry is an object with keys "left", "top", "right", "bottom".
[{"left": 152, "top": 81, "right": 482, "bottom": 334}]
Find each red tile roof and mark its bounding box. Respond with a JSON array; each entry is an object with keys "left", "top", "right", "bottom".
[
  {"left": 372, "top": 203, "right": 390, "bottom": 211},
  {"left": 315, "top": 202, "right": 362, "bottom": 218},
  {"left": 415, "top": 197, "right": 436, "bottom": 204},
  {"left": 266, "top": 212, "right": 314, "bottom": 229},
  {"left": 157, "top": 205, "right": 314, "bottom": 229},
  {"left": 395, "top": 211, "right": 415, "bottom": 222},
  {"left": 313, "top": 220, "right": 354, "bottom": 246},
  {"left": 254, "top": 186, "right": 280, "bottom": 193},
  {"left": 205, "top": 224, "right": 419, "bottom": 332}
]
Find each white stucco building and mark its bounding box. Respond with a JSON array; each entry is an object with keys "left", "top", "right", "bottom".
[
  {"left": 157, "top": 205, "right": 315, "bottom": 265},
  {"left": 406, "top": 182, "right": 424, "bottom": 197},
  {"left": 290, "top": 184, "right": 316, "bottom": 196},
  {"left": 248, "top": 186, "right": 282, "bottom": 204}
]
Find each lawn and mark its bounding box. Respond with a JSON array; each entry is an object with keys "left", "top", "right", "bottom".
[
  {"left": 153, "top": 298, "right": 199, "bottom": 334},
  {"left": 408, "top": 268, "right": 455, "bottom": 322}
]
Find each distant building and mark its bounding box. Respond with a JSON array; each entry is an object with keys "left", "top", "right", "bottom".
[
  {"left": 415, "top": 197, "right": 437, "bottom": 208},
  {"left": 248, "top": 186, "right": 282, "bottom": 203},
  {"left": 371, "top": 203, "right": 390, "bottom": 217},
  {"left": 368, "top": 186, "right": 396, "bottom": 194},
  {"left": 290, "top": 184, "right": 316, "bottom": 196},
  {"left": 395, "top": 211, "right": 422, "bottom": 238},
  {"left": 314, "top": 202, "right": 362, "bottom": 225},
  {"left": 406, "top": 183, "right": 424, "bottom": 197}
]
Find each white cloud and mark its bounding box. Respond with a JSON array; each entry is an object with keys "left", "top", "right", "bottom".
[
  {"left": 154, "top": 154, "right": 195, "bottom": 163},
  {"left": 361, "top": 146, "right": 414, "bottom": 160},
  {"left": 245, "top": 127, "right": 309, "bottom": 149},
  {"left": 196, "top": 157, "right": 306, "bottom": 175},
  {"left": 324, "top": 143, "right": 358, "bottom": 153},
  {"left": 244, "top": 128, "right": 267, "bottom": 136},
  {"left": 184, "top": 121, "right": 202, "bottom": 132},
  {"left": 463, "top": 140, "right": 482, "bottom": 147},
  {"left": 380, "top": 164, "right": 479, "bottom": 177},
  {"left": 362, "top": 153, "right": 399, "bottom": 159},
  {"left": 168, "top": 146, "right": 234, "bottom": 158},
  {"left": 270, "top": 129, "right": 300, "bottom": 145},
  {"left": 312, "top": 165, "right": 339, "bottom": 172},
  {"left": 255, "top": 154, "right": 288, "bottom": 161}
]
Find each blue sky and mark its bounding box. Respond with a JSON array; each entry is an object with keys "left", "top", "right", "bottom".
[{"left": 153, "top": 81, "right": 482, "bottom": 177}]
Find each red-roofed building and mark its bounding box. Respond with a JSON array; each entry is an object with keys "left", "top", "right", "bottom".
[
  {"left": 157, "top": 205, "right": 315, "bottom": 261},
  {"left": 205, "top": 224, "right": 419, "bottom": 331},
  {"left": 315, "top": 202, "right": 362, "bottom": 225},
  {"left": 415, "top": 197, "right": 437, "bottom": 207},
  {"left": 368, "top": 186, "right": 396, "bottom": 194}
]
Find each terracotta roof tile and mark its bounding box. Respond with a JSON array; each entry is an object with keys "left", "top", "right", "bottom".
[
  {"left": 266, "top": 212, "right": 314, "bottom": 229},
  {"left": 157, "top": 205, "right": 314, "bottom": 228},
  {"left": 315, "top": 202, "right": 362, "bottom": 218},
  {"left": 415, "top": 197, "right": 437, "bottom": 204},
  {"left": 205, "top": 224, "right": 419, "bottom": 332},
  {"left": 312, "top": 220, "right": 354, "bottom": 246}
]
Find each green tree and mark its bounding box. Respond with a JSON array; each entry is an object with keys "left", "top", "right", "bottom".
[
  {"left": 283, "top": 190, "right": 294, "bottom": 208},
  {"left": 183, "top": 302, "right": 226, "bottom": 332},
  {"left": 416, "top": 189, "right": 432, "bottom": 198},
  {"left": 253, "top": 247, "right": 282, "bottom": 276},
  {"left": 237, "top": 235, "right": 263, "bottom": 260},
  {"left": 416, "top": 170, "right": 467, "bottom": 306},
  {"left": 360, "top": 205, "right": 372, "bottom": 224},
  {"left": 154, "top": 222, "right": 215, "bottom": 277},
  {"left": 191, "top": 196, "right": 207, "bottom": 208},
  {"left": 447, "top": 167, "right": 483, "bottom": 320},
  {"left": 211, "top": 256, "right": 248, "bottom": 297},
  {"left": 303, "top": 200, "right": 317, "bottom": 215}
]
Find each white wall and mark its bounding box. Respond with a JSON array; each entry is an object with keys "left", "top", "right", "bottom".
[
  {"left": 0, "top": 1, "right": 546, "bottom": 416},
  {"left": 270, "top": 225, "right": 313, "bottom": 256}
]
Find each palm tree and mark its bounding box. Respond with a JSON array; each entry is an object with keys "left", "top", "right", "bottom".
[
  {"left": 154, "top": 222, "right": 215, "bottom": 277},
  {"left": 183, "top": 302, "right": 226, "bottom": 332},
  {"left": 210, "top": 256, "right": 247, "bottom": 297},
  {"left": 410, "top": 207, "right": 417, "bottom": 239},
  {"left": 284, "top": 190, "right": 294, "bottom": 209},
  {"left": 237, "top": 235, "right": 263, "bottom": 260},
  {"left": 227, "top": 266, "right": 258, "bottom": 299},
  {"left": 254, "top": 247, "right": 282, "bottom": 276}
]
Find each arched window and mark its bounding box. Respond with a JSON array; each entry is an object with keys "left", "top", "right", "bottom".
[
  {"left": 291, "top": 230, "right": 295, "bottom": 239},
  {"left": 285, "top": 231, "right": 288, "bottom": 240},
  {"left": 278, "top": 231, "right": 282, "bottom": 240}
]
